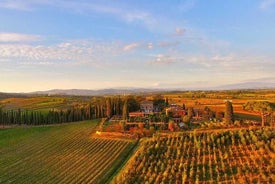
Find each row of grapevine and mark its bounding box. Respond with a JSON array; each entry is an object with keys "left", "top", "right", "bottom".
[
  {"left": 115, "top": 128, "right": 275, "bottom": 184},
  {"left": 0, "top": 120, "right": 136, "bottom": 183}
]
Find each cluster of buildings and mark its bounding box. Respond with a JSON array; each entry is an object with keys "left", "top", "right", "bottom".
[
  {"left": 129, "top": 100, "right": 155, "bottom": 117},
  {"left": 129, "top": 100, "right": 188, "bottom": 122}
]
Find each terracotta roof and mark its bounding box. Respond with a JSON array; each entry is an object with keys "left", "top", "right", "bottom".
[{"left": 140, "top": 100, "right": 153, "bottom": 104}]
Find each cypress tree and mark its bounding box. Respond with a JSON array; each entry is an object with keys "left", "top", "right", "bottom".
[
  {"left": 165, "top": 97, "right": 169, "bottom": 107},
  {"left": 17, "top": 109, "right": 21, "bottom": 125},
  {"left": 0, "top": 108, "right": 3, "bottom": 124},
  {"left": 122, "top": 99, "right": 128, "bottom": 120},
  {"left": 106, "top": 98, "right": 112, "bottom": 118},
  {"left": 224, "top": 100, "right": 234, "bottom": 124},
  {"left": 117, "top": 97, "right": 122, "bottom": 116},
  {"left": 187, "top": 107, "right": 194, "bottom": 118},
  {"left": 182, "top": 103, "right": 186, "bottom": 110}
]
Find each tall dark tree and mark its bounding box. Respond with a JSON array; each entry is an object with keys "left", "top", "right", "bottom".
[
  {"left": 165, "top": 97, "right": 169, "bottom": 107},
  {"left": 153, "top": 95, "right": 166, "bottom": 111},
  {"left": 106, "top": 98, "right": 112, "bottom": 118},
  {"left": 127, "top": 97, "right": 140, "bottom": 112},
  {"left": 187, "top": 107, "right": 194, "bottom": 118},
  {"left": 122, "top": 99, "right": 128, "bottom": 120},
  {"left": 116, "top": 97, "right": 122, "bottom": 116},
  {"left": 224, "top": 101, "right": 234, "bottom": 124},
  {"left": 182, "top": 103, "right": 186, "bottom": 110}
]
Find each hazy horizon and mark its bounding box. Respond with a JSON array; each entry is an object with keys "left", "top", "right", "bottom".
[{"left": 1, "top": 0, "right": 275, "bottom": 92}]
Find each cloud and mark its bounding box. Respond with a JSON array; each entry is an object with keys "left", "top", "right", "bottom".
[
  {"left": 260, "top": 0, "right": 275, "bottom": 9},
  {"left": 0, "top": 1, "right": 157, "bottom": 29},
  {"left": 243, "top": 77, "right": 275, "bottom": 83},
  {"left": 151, "top": 54, "right": 183, "bottom": 65},
  {"left": 158, "top": 41, "right": 180, "bottom": 48},
  {"left": 179, "top": 0, "right": 196, "bottom": 12},
  {"left": 211, "top": 54, "right": 234, "bottom": 62},
  {"left": 64, "top": 2, "right": 157, "bottom": 28},
  {"left": 123, "top": 42, "right": 154, "bottom": 51},
  {"left": 0, "top": 0, "right": 32, "bottom": 10},
  {"left": 124, "top": 11, "right": 153, "bottom": 24},
  {"left": 153, "top": 82, "right": 160, "bottom": 87},
  {"left": 0, "top": 32, "right": 41, "bottom": 42},
  {"left": 147, "top": 43, "right": 153, "bottom": 49},
  {"left": 0, "top": 40, "right": 122, "bottom": 66},
  {"left": 195, "top": 36, "right": 231, "bottom": 53},
  {"left": 175, "top": 28, "right": 186, "bottom": 36},
  {"left": 123, "top": 42, "right": 140, "bottom": 51},
  {"left": 149, "top": 51, "right": 275, "bottom": 78}
]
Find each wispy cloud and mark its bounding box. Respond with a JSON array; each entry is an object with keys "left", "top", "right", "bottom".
[
  {"left": 66, "top": 2, "right": 157, "bottom": 28},
  {"left": 123, "top": 42, "right": 141, "bottom": 51},
  {"left": 158, "top": 41, "right": 180, "bottom": 48},
  {"left": 211, "top": 54, "right": 234, "bottom": 63},
  {"left": 123, "top": 11, "right": 156, "bottom": 26},
  {"left": 147, "top": 43, "right": 153, "bottom": 49},
  {"left": 260, "top": 0, "right": 275, "bottom": 9},
  {"left": 243, "top": 77, "right": 275, "bottom": 83},
  {"left": 175, "top": 28, "right": 186, "bottom": 36},
  {"left": 123, "top": 42, "right": 154, "bottom": 51},
  {"left": 0, "top": 0, "right": 32, "bottom": 10},
  {"left": 178, "top": 0, "right": 196, "bottom": 12},
  {"left": 0, "top": 1, "right": 157, "bottom": 29},
  {"left": 151, "top": 54, "right": 184, "bottom": 65},
  {"left": 0, "top": 32, "right": 41, "bottom": 42},
  {"left": 150, "top": 51, "right": 275, "bottom": 75},
  {"left": 0, "top": 40, "right": 122, "bottom": 66}
]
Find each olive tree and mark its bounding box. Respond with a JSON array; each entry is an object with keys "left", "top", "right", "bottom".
[{"left": 243, "top": 101, "right": 274, "bottom": 127}]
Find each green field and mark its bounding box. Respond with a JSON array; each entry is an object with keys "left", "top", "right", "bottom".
[{"left": 0, "top": 120, "right": 137, "bottom": 184}]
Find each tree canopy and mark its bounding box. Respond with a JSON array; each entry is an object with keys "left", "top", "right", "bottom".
[{"left": 243, "top": 101, "right": 274, "bottom": 127}]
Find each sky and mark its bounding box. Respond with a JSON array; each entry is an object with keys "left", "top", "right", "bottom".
[{"left": 0, "top": 0, "right": 275, "bottom": 92}]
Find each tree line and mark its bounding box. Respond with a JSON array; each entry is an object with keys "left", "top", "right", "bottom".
[{"left": 0, "top": 97, "right": 129, "bottom": 126}]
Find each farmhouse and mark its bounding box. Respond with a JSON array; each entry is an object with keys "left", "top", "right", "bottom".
[
  {"left": 140, "top": 100, "right": 154, "bottom": 114},
  {"left": 193, "top": 108, "right": 203, "bottom": 120}
]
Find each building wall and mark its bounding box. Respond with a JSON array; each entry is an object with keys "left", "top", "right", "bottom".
[{"left": 140, "top": 101, "right": 154, "bottom": 114}]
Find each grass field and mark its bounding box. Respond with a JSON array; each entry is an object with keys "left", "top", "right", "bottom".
[{"left": 0, "top": 120, "right": 137, "bottom": 184}]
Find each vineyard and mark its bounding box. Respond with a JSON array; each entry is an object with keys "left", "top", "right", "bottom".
[
  {"left": 0, "top": 120, "right": 136, "bottom": 184},
  {"left": 115, "top": 128, "right": 275, "bottom": 184},
  {"left": 0, "top": 96, "right": 68, "bottom": 111}
]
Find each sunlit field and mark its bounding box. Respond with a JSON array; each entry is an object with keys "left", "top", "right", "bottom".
[
  {"left": 0, "top": 120, "right": 136, "bottom": 183},
  {"left": 115, "top": 128, "right": 275, "bottom": 184}
]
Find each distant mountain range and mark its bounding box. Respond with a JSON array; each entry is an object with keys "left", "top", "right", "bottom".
[
  {"left": 31, "top": 88, "right": 169, "bottom": 96},
  {"left": 31, "top": 82, "right": 274, "bottom": 96},
  {"left": 212, "top": 82, "right": 275, "bottom": 90},
  {"left": 1, "top": 82, "right": 274, "bottom": 96}
]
